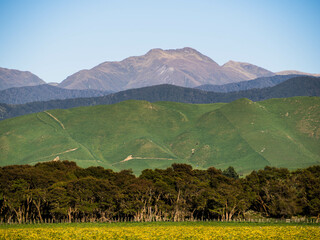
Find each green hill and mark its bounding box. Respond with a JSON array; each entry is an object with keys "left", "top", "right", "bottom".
[{"left": 0, "top": 97, "right": 319, "bottom": 174}]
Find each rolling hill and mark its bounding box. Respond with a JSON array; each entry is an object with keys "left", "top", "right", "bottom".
[
  {"left": 0, "top": 97, "right": 319, "bottom": 175},
  {"left": 0, "top": 84, "right": 111, "bottom": 104},
  {"left": 0, "top": 76, "right": 319, "bottom": 121},
  {"left": 58, "top": 47, "right": 275, "bottom": 91},
  {"left": 0, "top": 67, "right": 45, "bottom": 90}
]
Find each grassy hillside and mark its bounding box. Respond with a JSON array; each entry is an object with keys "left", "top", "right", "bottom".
[{"left": 0, "top": 97, "right": 319, "bottom": 174}]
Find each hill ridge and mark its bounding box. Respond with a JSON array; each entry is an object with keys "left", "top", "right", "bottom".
[{"left": 2, "top": 97, "right": 319, "bottom": 174}]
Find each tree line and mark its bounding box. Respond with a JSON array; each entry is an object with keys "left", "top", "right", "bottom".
[{"left": 0, "top": 161, "right": 319, "bottom": 223}]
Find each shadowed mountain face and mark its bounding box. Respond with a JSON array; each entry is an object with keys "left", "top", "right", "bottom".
[
  {"left": 196, "top": 75, "right": 299, "bottom": 92},
  {"left": 58, "top": 47, "right": 276, "bottom": 91},
  {"left": 0, "top": 84, "right": 111, "bottom": 104},
  {"left": 0, "top": 67, "right": 45, "bottom": 90}
]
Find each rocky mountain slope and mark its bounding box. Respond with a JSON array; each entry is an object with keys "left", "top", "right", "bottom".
[
  {"left": 0, "top": 67, "right": 45, "bottom": 90},
  {"left": 58, "top": 47, "right": 276, "bottom": 91}
]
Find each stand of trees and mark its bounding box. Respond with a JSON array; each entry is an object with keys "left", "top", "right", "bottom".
[{"left": 0, "top": 161, "right": 319, "bottom": 223}]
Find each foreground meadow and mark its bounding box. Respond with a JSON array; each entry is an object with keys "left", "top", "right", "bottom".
[{"left": 1, "top": 222, "right": 320, "bottom": 239}]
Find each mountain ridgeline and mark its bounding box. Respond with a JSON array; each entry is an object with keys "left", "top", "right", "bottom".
[
  {"left": 1, "top": 48, "right": 319, "bottom": 93},
  {"left": 0, "top": 76, "right": 319, "bottom": 120},
  {"left": 0, "top": 74, "right": 301, "bottom": 105},
  {"left": 195, "top": 74, "right": 299, "bottom": 92},
  {"left": 0, "top": 84, "right": 111, "bottom": 104},
  {"left": 58, "top": 48, "right": 276, "bottom": 91},
  {"left": 0, "top": 67, "right": 45, "bottom": 90},
  {"left": 1, "top": 96, "right": 319, "bottom": 175}
]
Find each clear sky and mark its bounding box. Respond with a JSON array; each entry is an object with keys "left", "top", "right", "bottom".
[{"left": 0, "top": 0, "right": 319, "bottom": 83}]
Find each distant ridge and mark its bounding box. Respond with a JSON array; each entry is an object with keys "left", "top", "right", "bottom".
[
  {"left": 0, "top": 74, "right": 298, "bottom": 104},
  {"left": 1, "top": 48, "right": 319, "bottom": 92},
  {"left": 0, "top": 76, "right": 319, "bottom": 121},
  {"left": 196, "top": 75, "right": 299, "bottom": 92},
  {"left": 277, "top": 70, "right": 320, "bottom": 77},
  {"left": 0, "top": 67, "right": 45, "bottom": 90},
  {"left": 221, "top": 60, "right": 274, "bottom": 80},
  {"left": 0, "top": 84, "right": 111, "bottom": 104}
]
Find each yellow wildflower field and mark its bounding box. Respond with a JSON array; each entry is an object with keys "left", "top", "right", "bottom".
[{"left": 1, "top": 224, "right": 320, "bottom": 240}]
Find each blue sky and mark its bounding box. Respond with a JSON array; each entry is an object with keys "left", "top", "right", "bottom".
[{"left": 0, "top": 0, "right": 319, "bottom": 83}]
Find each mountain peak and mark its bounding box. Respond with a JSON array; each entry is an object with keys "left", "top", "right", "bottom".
[
  {"left": 146, "top": 47, "right": 207, "bottom": 58},
  {"left": 170, "top": 47, "right": 200, "bottom": 54},
  {"left": 58, "top": 48, "right": 276, "bottom": 91},
  {"left": 146, "top": 48, "right": 164, "bottom": 55},
  {"left": 222, "top": 60, "right": 274, "bottom": 80},
  {"left": 0, "top": 67, "right": 45, "bottom": 91},
  {"left": 223, "top": 60, "right": 237, "bottom": 66},
  {"left": 223, "top": 60, "right": 253, "bottom": 67}
]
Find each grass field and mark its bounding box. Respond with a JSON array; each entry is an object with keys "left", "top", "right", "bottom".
[
  {"left": 1, "top": 222, "right": 320, "bottom": 239},
  {"left": 1, "top": 97, "right": 319, "bottom": 175}
]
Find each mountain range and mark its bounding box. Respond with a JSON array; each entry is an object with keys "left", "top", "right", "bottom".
[
  {"left": 0, "top": 67, "right": 45, "bottom": 91},
  {"left": 1, "top": 48, "right": 319, "bottom": 94},
  {"left": 1, "top": 47, "right": 319, "bottom": 175},
  {"left": 57, "top": 48, "right": 320, "bottom": 92},
  {"left": 1, "top": 76, "right": 319, "bottom": 121},
  {"left": 58, "top": 47, "right": 276, "bottom": 91},
  {"left": 0, "top": 74, "right": 299, "bottom": 104}
]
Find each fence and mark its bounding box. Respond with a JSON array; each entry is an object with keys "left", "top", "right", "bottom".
[{"left": 0, "top": 217, "right": 318, "bottom": 225}]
